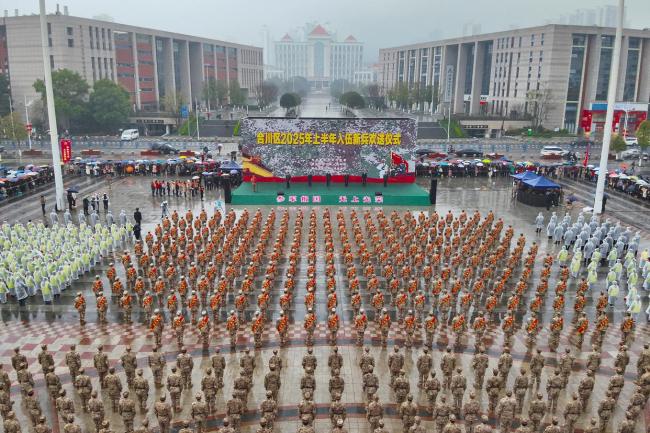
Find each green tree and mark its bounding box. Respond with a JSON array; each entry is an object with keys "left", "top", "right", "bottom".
[
  {"left": 636, "top": 120, "right": 650, "bottom": 151},
  {"left": 215, "top": 80, "right": 228, "bottom": 106},
  {"left": 363, "top": 83, "right": 385, "bottom": 109},
  {"left": 0, "top": 112, "right": 28, "bottom": 140},
  {"left": 0, "top": 73, "right": 10, "bottom": 117},
  {"left": 279, "top": 92, "right": 301, "bottom": 109},
  {"left": 33, "top": 69, "right": 90, "bottom": 131},
  {"left": 88, "top": 79, "right": 131, "bottom": 133},
  {"left": 610, "top": 134, "right": 627, "bottom": 156},
  {"left": 202, "top": 77, "right": 219, "bottom": 108},
  {"left": 339, "top": 91, "right": 365, "bottom": 109},
  {"left": 228, "top": 79, "right": 245, "bottom": 105}
]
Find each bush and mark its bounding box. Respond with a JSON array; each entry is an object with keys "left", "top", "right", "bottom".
[
  {"left": 339, "top": 91, "right": 365, "bottom": 109},
  {"left": 279, "top": 92, "right": 301, "bottom": 109}
]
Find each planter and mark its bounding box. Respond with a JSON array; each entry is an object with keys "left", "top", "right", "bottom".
[
  {"left": 23, "top": 150, "right": 43, "bottom": 156},
  {"left": 81, "top": 149, "right": 102, "bottom": 156}
]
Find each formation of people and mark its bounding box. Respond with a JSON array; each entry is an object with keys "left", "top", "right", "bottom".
[
  {"left": 0, "top": 220, "right": 128, "bottom": 305},
  {"left": 1, "top": 205, "right": 649, "bottom": 433}
]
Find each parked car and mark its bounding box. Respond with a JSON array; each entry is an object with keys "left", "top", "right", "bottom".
[
  {"left": 120, "top": 129, "right": 140, "bottom": 141},
  {"left": 624, "top": 136, "right": 638, "bottom": 146},
  {"left": 540, "top": 146, "right": 569, "bottom": 157},
  {"left": 570, "top": 138, "right": 595, "bottom": 147},
  {"left": 416, "top": 148, "right": 447, "bottom": 159},
  {"left": 620, "top": 148, "right": 648, "bottom": 160},
  {"left": 455, "top": 148, "right": 483, "bottom": 157},
  {"left": 150, "top": 142, "right": 179, "bottom": 155}
]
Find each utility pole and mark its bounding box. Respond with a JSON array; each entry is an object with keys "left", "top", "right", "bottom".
[
  {"left": 24, "top": 95, "right": 33, "bottom": 150},
  {"left": 39, "top": 0, "right": 65, "bottom": 211},
  {"left": 195, "top": 98, "right": 200, "bottom": 139},
  {"left": 594, "top": 0, "right": 624, "bottom": 214}
]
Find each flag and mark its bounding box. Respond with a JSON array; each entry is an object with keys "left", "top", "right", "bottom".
[
  {"left": 582, "top": 142, "right": 590, "bottom": 167},
  {"left": 391, "top": 152, "right": 408, "bottom": 171}
]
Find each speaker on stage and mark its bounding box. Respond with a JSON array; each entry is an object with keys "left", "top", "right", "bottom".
[
  {"left": 362, "top": 173, "right": 367, "bottom": 186},
  {"left": 429, "top": 178, "right": 438, "bottom": 204},
  {"left": 383, "top": 174, "right": 389, "bottom": 187},
  {"left": 223, "top": 174, "right": 232, "bottom": 203},
  {"left": 344, "top": 174, "right": 350, "bottom": 187},
  {"left": 308, "top": 174, "right": 313, "bottom": 187},
  {"left": 285, "top": 174, "right": 291, "bottom": 189},
  {"left": 326, "top": 173, "right": 331, "bottom": 187}
]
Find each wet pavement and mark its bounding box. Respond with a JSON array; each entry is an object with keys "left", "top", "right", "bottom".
[{"left": 1, "top": 173, "right": 650, "bottom": 433}]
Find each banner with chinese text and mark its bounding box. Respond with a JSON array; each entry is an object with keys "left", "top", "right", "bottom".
[{"left": 240, "top": 117, "right": 417, "bottom": 179}]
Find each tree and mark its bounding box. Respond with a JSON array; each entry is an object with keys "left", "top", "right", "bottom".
[
  {"left": 339, "top": 91, "right": 365, "bottom": 109},
  {"left": 88, "top": 79, "right": 131, "bottom": 133},
  {"left": 215, "top": 80, "right": 228, "bottom": 107},
  {"left": 160, "top": 92, "right": 186, "bottom": 129},
  {"left": 202, "top": 77, "right": 219, "bottom": 109},
  {"left": 363, "top": 83, "right": 385, "bottom": 109},
  {"left": 525, "top": 86, "right": 554, "bottom": 129},
  {"left": 0, "top": 74, "right": 10, "bottom": 117},
  {"left": 229, "top": 79, "right": 246, "bottom": 106},
  {"left": 34, "top": 69, "right": 90, "bottom": 131},
  {"left": 279, "top": 92, "right": 301, "bottom": 109},
  {"left": 0, "top": 112, "right": 27, "bottom": 140},
  {"left": 636, "top": 120, "right": 650, "bottom": 151},
  {"left": 610, "top": 133, "right": 627, "bottom": 158},
  {"left": 256, "top": 81, "right": 279, "bottom": 108}
]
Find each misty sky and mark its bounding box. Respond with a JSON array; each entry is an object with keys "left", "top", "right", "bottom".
[{"left": 3, "top": 0, "right": 648, "bottom": 63}]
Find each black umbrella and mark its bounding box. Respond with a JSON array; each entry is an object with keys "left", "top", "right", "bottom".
[{"left": 67, "top": 186, "right": 80, "bottom": 193}]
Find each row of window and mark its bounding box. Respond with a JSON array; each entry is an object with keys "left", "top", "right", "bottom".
[
  {"left": 88, "top": 26, "right": 112, "bottom": 51},
  {"left": 91, "top": 56, "right": 114, "bottom": 82}
]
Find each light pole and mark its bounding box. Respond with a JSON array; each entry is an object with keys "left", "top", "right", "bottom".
[
  {"left": 24, "top": 96, "right": 34, "bottom": 150},
  {"left": 594, "top": 0, "right": 624, "bottom": 214},
  {"left": 39, "top": 0, "right": 65, "bottom": 211}
]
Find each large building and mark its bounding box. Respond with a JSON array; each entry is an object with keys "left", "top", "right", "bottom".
[
  {"left": 273, "top": 24, "right": 364, "bottom": 87},
  {"left": 379, "top": 24, "right": 650, "bottom": 134},
  {"left": 0, "top": 8, "right": 263, "bottom": 123}
]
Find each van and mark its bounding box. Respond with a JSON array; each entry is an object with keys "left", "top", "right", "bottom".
[{"left": 120, "top": 129, "right": 139, "bottom": 141}]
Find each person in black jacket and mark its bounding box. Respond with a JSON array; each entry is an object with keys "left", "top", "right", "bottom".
[{"left": 133, "top": 208, "right": 142, "bottom": 225}]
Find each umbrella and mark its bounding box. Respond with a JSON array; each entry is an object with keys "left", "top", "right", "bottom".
[
  {"left": 476, "top": 162, "right": 484, "bottom": 167},
  {"left": 482, "top": 159, "right": 492, "bottom": 164},
  {"left": 439, "top": 161, "right": 449, "bottom": 167},
  {"left": 67, "top": 186, "right": 80, "bottom": 193},
  {"left": 192, "top": 175, "right": 200, "bottom": 180}
]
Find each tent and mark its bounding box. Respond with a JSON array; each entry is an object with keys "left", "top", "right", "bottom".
[
  {"left": 219, "top": 160, "right": 242, "bottom": 171},
  {"left": 511, "top": 171, "right": 539, "bottom": 181},
  {"left": 522, "top": 175, "right": 561, "bottom": 189}
]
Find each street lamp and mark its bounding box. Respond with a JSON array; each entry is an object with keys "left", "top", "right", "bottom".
[
  {"left": 39, "top": 0, "right": 65, "bottom": 211},
  {"left": 594, "top": 0, "right": 624, "bottom": 214},
  {"left": 24, "top": 96, "right": 36, "bottom": 150}
]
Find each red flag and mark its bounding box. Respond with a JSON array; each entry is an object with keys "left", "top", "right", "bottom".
[
  {"left": 391, "top": 152, "right": 408, "bottom": 171},
  {"left": 582, "top": 142, "right": 590, "bottom": 167}
]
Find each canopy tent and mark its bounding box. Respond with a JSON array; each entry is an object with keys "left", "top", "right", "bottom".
[
  {"left": 511, "top": 171, "right": 539, "bottom": 181},
  {"left": 522, "top": 175, "right": 561, "bottom": 189}
]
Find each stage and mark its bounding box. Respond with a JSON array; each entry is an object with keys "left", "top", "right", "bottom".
[{"left": 231, "top": 182, "right": 431, "bottom": 206}]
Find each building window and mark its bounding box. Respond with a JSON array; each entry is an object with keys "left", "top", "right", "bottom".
[
  {"left": 564, "top": 102, "right": 578, "bottom": 132},
  {"left": 628, "top": 37, "right": 640, "bottom": 49},
  {"left": 66, "top": 26, "right": 73, "bottom": 36},
  {"left": 566, "top": 35, "right": 585, "bottom": 103},
  {"left": 50, "top": 55, "right": 55, "bottom": 69},
  {"left": 623, "top": 48, "right": 640, "bottom": 101},
  {"left": 107, "top": 30, "right": 112, "bottom": 50},
  {"left": 95, "top": 28, "right": 100, "bottom": 49},
  {"left": 68, "top": 39, "right": 74, "bottom": 48},
  {"left": 101, "top": 28, "right": 106, "bottom": 50},
  {"left": 91, "top": 57, "right": 96, "bottom": 81},
  {"left": 89, "top": 26, "right": 94, "bottom": 48},
  {"left": 530, "top": 34, "right": 535, "bottom": 46},
  {"left": 596, "top": 35, "right": 614, "bottom": 100},
  {"left": 541, "top": 33, "right": 545, "bottom": 46}
]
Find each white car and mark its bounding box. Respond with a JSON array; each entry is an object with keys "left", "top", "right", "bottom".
[
  {"left": 540, "top": 146, "right": 568, "bottom": 157},
  {"left": 624, "top": 136, "right": 638, "bottom": 146},
  {"left": 621, "top": 148, "right": 640, "bottom": 159},
  {"left": 120, "top": 129, "right": 139, "bottom": 141}
]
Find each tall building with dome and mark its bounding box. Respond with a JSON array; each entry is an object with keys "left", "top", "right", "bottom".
[{"left": 273, "top": 24, "right": 364, "bottom": 88}]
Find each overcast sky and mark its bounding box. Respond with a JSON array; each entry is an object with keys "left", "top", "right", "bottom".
[{"left": 3, "top": 0, "right": 648, "bottom": 63}]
